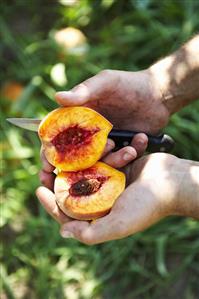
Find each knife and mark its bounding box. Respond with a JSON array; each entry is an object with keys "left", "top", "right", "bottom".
[{"left": 6, "top": 118, "right": 174, "bottom": 153}]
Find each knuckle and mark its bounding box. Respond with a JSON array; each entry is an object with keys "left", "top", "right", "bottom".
[
  {"left": 76, "top": 82, "right": 86, "bottom": 89},
  {"left": 39, "top": 171, "right": 45, "bottom": 183},
  {"left": 83, "top": 239, "right": 95, "bottom": 246},
  {"left": 80, "top": 232, "right": 95, "bottom": 245},
  {"left": 99, "top": 69, "right": 113, "bottom": 76},
  {"left": 72, "top": 82, "right": 87, "bottom": 93},
  {"left": 40, "top": 178, "right": 45, "bottom": 185},
  {"left": 40, "top": 149, "right": 47, "bottom": 162},
  {"left": 52, "top": 206, "right": 58, "bottom": 218},
  {"left": 79, "top": 81, "right": 91, "bottom": 91}
]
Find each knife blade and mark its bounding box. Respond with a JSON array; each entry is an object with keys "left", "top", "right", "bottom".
[
  {"left": 7, "top": 118, "right": 41, "bottom": 132},
  {"left": 6, "top": 118, "right": 174, "bottom": 153}
]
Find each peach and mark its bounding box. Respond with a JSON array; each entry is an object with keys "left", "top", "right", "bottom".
[
  {"left": 54, "top": 162, "right": 126, "bottom": 220},
  {"left": 38, "top": 107, "right": 112, "bottom": 171},
  {"left": 1, "top": 81, "right": 24, "bottom": 101}
]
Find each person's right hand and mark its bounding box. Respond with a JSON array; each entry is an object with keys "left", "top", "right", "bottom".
[
  {"left": 55, "top": 69, "right": 170, "bottom": 135},
  {"left": 37, "top": 153, "right": 186, "bottom": 244},
  {"left": 58, "top": 153, "right": 199, "bottom": 244}
]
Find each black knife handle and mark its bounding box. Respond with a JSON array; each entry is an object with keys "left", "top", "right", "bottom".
[{"left": 108, "top": 129, "right": 175, "bottom": 153}]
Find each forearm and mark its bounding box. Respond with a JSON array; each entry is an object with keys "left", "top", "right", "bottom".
[
  {"left": 173, "top": 158, "right": 199, "bottom": 219},
  {"left": 149, "top": 35, "right": 199, "bottom": 114}
]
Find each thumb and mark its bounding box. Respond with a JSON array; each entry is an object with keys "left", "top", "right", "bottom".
[
  {"left": 60, "top": 211, "right": 123, "bottom": 245},
  {"left": 55, "top": 70, "right": 115, "bottom": 106}
]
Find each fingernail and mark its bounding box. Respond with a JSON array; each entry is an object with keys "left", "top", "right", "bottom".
[
  {"left": 107, "top": 139, "right": 114, "bottom": 148},
  {"left": 123, "top": 153, "right": 133, "bottom": 161},
  {"left": 56, "top": 91, "right": 72, "bottom": 98},
  {"left": 61, "top": 230, "right": 74, "bottom": 238}
]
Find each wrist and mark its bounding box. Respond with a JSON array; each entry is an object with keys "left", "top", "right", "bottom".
[
  {"left": 148, "top": 59, "right": 174, "bottom": 116},
  {"left": 149, "top": 35, "right": 199, "bottom": 115},
  {"left": 169, "top": 158, "right": 199, "bottom": 219},
  {"left": 140, "top": 68, "right": 170, "bottom": 132}
]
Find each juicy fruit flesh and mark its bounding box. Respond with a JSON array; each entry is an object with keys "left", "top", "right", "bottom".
[
  {"left": 55, "top": 161, "right": 126, "bottom": 220},
  {"left": 38, "top": 107, "right": 113, "bottom": 171},
  {"left": 51, "top": 125, "right": 99, "bottom": 153},
  {"left": 69, "top": 176, "right": 107, "bottom": 197}
]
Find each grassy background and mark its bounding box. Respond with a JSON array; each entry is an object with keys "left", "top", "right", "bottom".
[{"left": 1, "top": 1, "right": 199, "bottom": 298}]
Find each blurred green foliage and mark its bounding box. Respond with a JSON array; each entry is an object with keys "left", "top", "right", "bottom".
[{"left": 1, "top": 0, "right": 199, "bottom": 298}]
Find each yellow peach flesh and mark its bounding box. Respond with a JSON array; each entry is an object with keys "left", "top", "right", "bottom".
[
  {"left": 54, "top": 162, "right": 126, "bottom": 220},
  {"left": 38, "top": 107, "right": 112, "bottom": 171}
]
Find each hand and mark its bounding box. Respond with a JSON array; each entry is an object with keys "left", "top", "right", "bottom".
[
  {"left": 37, "top": 133, "right": 148, "bottom": 222},
  {"left": 55, "top": 69, "right": 170, "bottom": 134},
  {"left": 39, "top": 69, "right": 164, "bottom": 193},
  {"left": 36, "top": 153, "right": 181, "bottom": 244},
  {"left": 37, "top": 116, "right": 150, "bottom": 232}
]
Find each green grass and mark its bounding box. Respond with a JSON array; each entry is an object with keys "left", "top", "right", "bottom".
[{"left": 1, "top": 1, "right": 199, "bottom": 298}]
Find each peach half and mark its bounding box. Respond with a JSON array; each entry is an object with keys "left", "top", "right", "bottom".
[
  {"left": 38, "top": 107, "right": 112, "bottom": 171},
  {"left": 54, "top": 162, "right": 126, "bottom": 220}
]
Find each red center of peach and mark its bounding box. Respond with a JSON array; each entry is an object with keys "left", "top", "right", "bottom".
[
  {"left": 69, "top": 177, "right": 107, "bottom": 196},
  {"left": 51, "top": 125, "right": 99, "bottom": 153}
]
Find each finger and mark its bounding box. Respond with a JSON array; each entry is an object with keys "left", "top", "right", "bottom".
[
  {"left": 55, "top": 70, "right": 116, "bottom": 106},
  {"left": 60, "top": 211, "right": 125, "bottom": 245},
  {"left": 131, "top": 133, "right": 148, "bottom": 157},
  {"left": 36, "top": 186, "right": 71, "bottom": 224},
  {"left": 101, "top": 139, "right": 115, "bottom": 158},
  {"left": 39, "top": 170, "right": 55, "bottom": 191},
  {"left": 102, "top": 146, "right": 137, "bottom": 168},
  {"left": 40, "top": 147, "right": 55, "bottom": 173}
]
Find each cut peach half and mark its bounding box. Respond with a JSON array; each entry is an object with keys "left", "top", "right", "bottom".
[
  {"left": 38, "top": 107, "right": 112, "bottom": 171},
  {"left": 54, "top": 162, "right": 126, "bottom": 220}
]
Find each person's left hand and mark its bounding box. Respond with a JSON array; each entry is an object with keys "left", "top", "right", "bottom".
[
  {"left": 36, "top": 149, "right": 180, "bottom": 244},
  {"left": 37, "top": 132, "right": 148, "bottom": 225}
]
